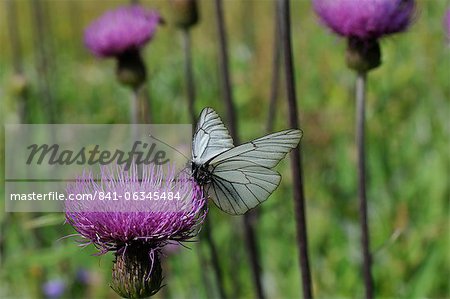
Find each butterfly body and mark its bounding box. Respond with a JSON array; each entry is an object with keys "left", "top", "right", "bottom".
[
  {"left": 191, "top": 161, "right": 213, "bottom": 185},
  {"left": 192, "top": 107, "right": 302, "bottom": 215}
]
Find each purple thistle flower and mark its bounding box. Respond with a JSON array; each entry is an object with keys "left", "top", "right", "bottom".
[
  {"left": 313, "top": 0, "right": 416, "bottom": 40},
  {"left": 65, "top": 165, "right": 206, "bottom": 254},
  {"left": 42, "top": 279, "right": 66, "bottom": 299},
  {"left": 84, "top": 5, "right": 161, "bottom": 58},
  {"left": 65, "top": 164, "right": 206, "bottom": 298}
]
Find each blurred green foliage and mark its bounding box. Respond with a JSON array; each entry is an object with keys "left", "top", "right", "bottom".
[{"left": 0, "top": 0, "right": 448, "bottom": 298}]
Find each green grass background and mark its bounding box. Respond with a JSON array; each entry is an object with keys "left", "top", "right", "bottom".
[{"left": 0, "top": 0, "right": 448, "bottom": 298}]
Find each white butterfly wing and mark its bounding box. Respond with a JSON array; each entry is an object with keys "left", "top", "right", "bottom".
[
  {"left": 207, "top": 129, "right": 302, "bottom": 215},
  {"left": 192, "top": 108, "right": 234, "bottom": 165},
  {"left": 207, "top": 162, "right": 281, "bottom": 215},
  {"left": 209, "top": 129, "right": 302, "bottom": 168}
]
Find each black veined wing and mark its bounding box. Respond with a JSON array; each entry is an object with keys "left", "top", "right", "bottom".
[
  {"left": 209, "top": 129, "right": 302, "bottom": 168},
  {"left": 207, "top": 161, "right": 281, "bottom": 215},
  {"left": 192, "top": 107, "right": 234, "bottom": 165},
  {"left": 206, "top": 129, "right": 302, "bottom": 215}
]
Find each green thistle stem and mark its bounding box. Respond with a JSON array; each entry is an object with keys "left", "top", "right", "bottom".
[
  {"left": 213, "top": 0, "right": 265, "bottom": 298},
  {"left": 181, "top": 27, "right": 219, "bottom": 298},
  {"left": 203, "top": 219, "right": 226, "bottom": 299},
  {"left": 31, "top": 0, "right": 55, "bottom": 123},
  {"left": 267, "top": 2, "right": 282, "bottom": 133},
  {"left": 277, "top": 0, "right": 313, "bottom": 297},
  {"left": 182, "top": 28, "right": 196, "bottom": 124},
  {"left": 355, "top": 72, "right": 374, "bottom": 299}
]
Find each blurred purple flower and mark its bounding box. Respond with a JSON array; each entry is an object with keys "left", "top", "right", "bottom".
[
  {"left": 313, "top": 0, "right": 416, "bottom": 40},
  {"left": 84, "top": 5, "right": 161, "bottom": 57},
  {"left": 75, "top": 268, "right": 91, "bottom": 285},
  {"left": 65, "top": 165, "right": 206, "bottom": 254},
  {"left": 42, "top": 279, "right": 66, "bottom": 299}
]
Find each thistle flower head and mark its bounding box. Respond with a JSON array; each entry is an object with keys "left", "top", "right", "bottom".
[
  {"left": 84, "top": 5, "right": 161, "bottom": 57},
  {"left": 65, "top": 164, "right": 205, "bottom": 298},
  {"left": 65, "top": 164, "right": 206, "bottom": 253},
  {"left": 313, "top": 0, "right": 416, "bottom": 40}
]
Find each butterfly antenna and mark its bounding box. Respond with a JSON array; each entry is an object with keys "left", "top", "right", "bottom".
[
  {"left": 148, "top": 134, "right": 190, "bottom": 161},
  {"left": 148, "top": 135, "right": 193, "bottom": 183}
]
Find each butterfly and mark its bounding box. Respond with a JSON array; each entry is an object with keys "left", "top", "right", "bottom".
[{"left": 191, "top": 107, "right": 302, "bottom": 215}]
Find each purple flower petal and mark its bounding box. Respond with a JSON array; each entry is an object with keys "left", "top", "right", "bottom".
[
  {"left": 313, "top": 0, "right": 416, "bottom": 40},
  {"left": 84, "top": 5, "right": 161, "bottom": 57}
]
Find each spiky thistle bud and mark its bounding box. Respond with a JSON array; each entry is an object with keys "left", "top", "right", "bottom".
[{"left": 111, "top": 245, "right": 163, "bottom": 299}]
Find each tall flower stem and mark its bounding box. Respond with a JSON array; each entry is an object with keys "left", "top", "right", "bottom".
[
  {"left": 67, "top": 0, "right": 82, "bottom": 51},
  {"left": 182, "top": 29, "right": 196, "bottom": 124},
  {"left": 137, "top": 87, "right": 151, "bottom": 124},
  {"left": 130, "top": 90, "right": 138, "bottom": 125},
  {"left": 31, "top": 0, "right": 55, "bottom": 124},
  {"left": 182, "top": 27, "right": 222, "bottom": 298},
  {"left": 130, "top": 89, "right": 140, "bottom": 179},
  {"left": 196, "top": 243, "right": 214, "bottom": 298},
  {"left": 6, "top": 0, "right": 27, "bottom": 122},
  {"left": 213, "top": 0, "right": 237, "bottom": 139},
  {"left": 213, "top": 1, "right": 265, "bottom": 298},
  {"left": 267, "top": 3, "right": 282, "bottom": 133},
  {"left": 0, "top": 1, "right": 22, "bottom": 264},
  {"left": 202, "top": 219, "right": 226, "bottom": 299},
  {"left": 355, "top": 71, "right": 373, "bottom": 299},
  {"left": 242, "top": 215, "right": 264, "bottom": 299},
  {"left": 130, "top": 87, "right": 152, "bottom": 124},
  {"left": 277, "top": 0, "right": 313, "bottom": 298},
  {"left": 130, "top": 87, "right": 151, "bottom": 180}
]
